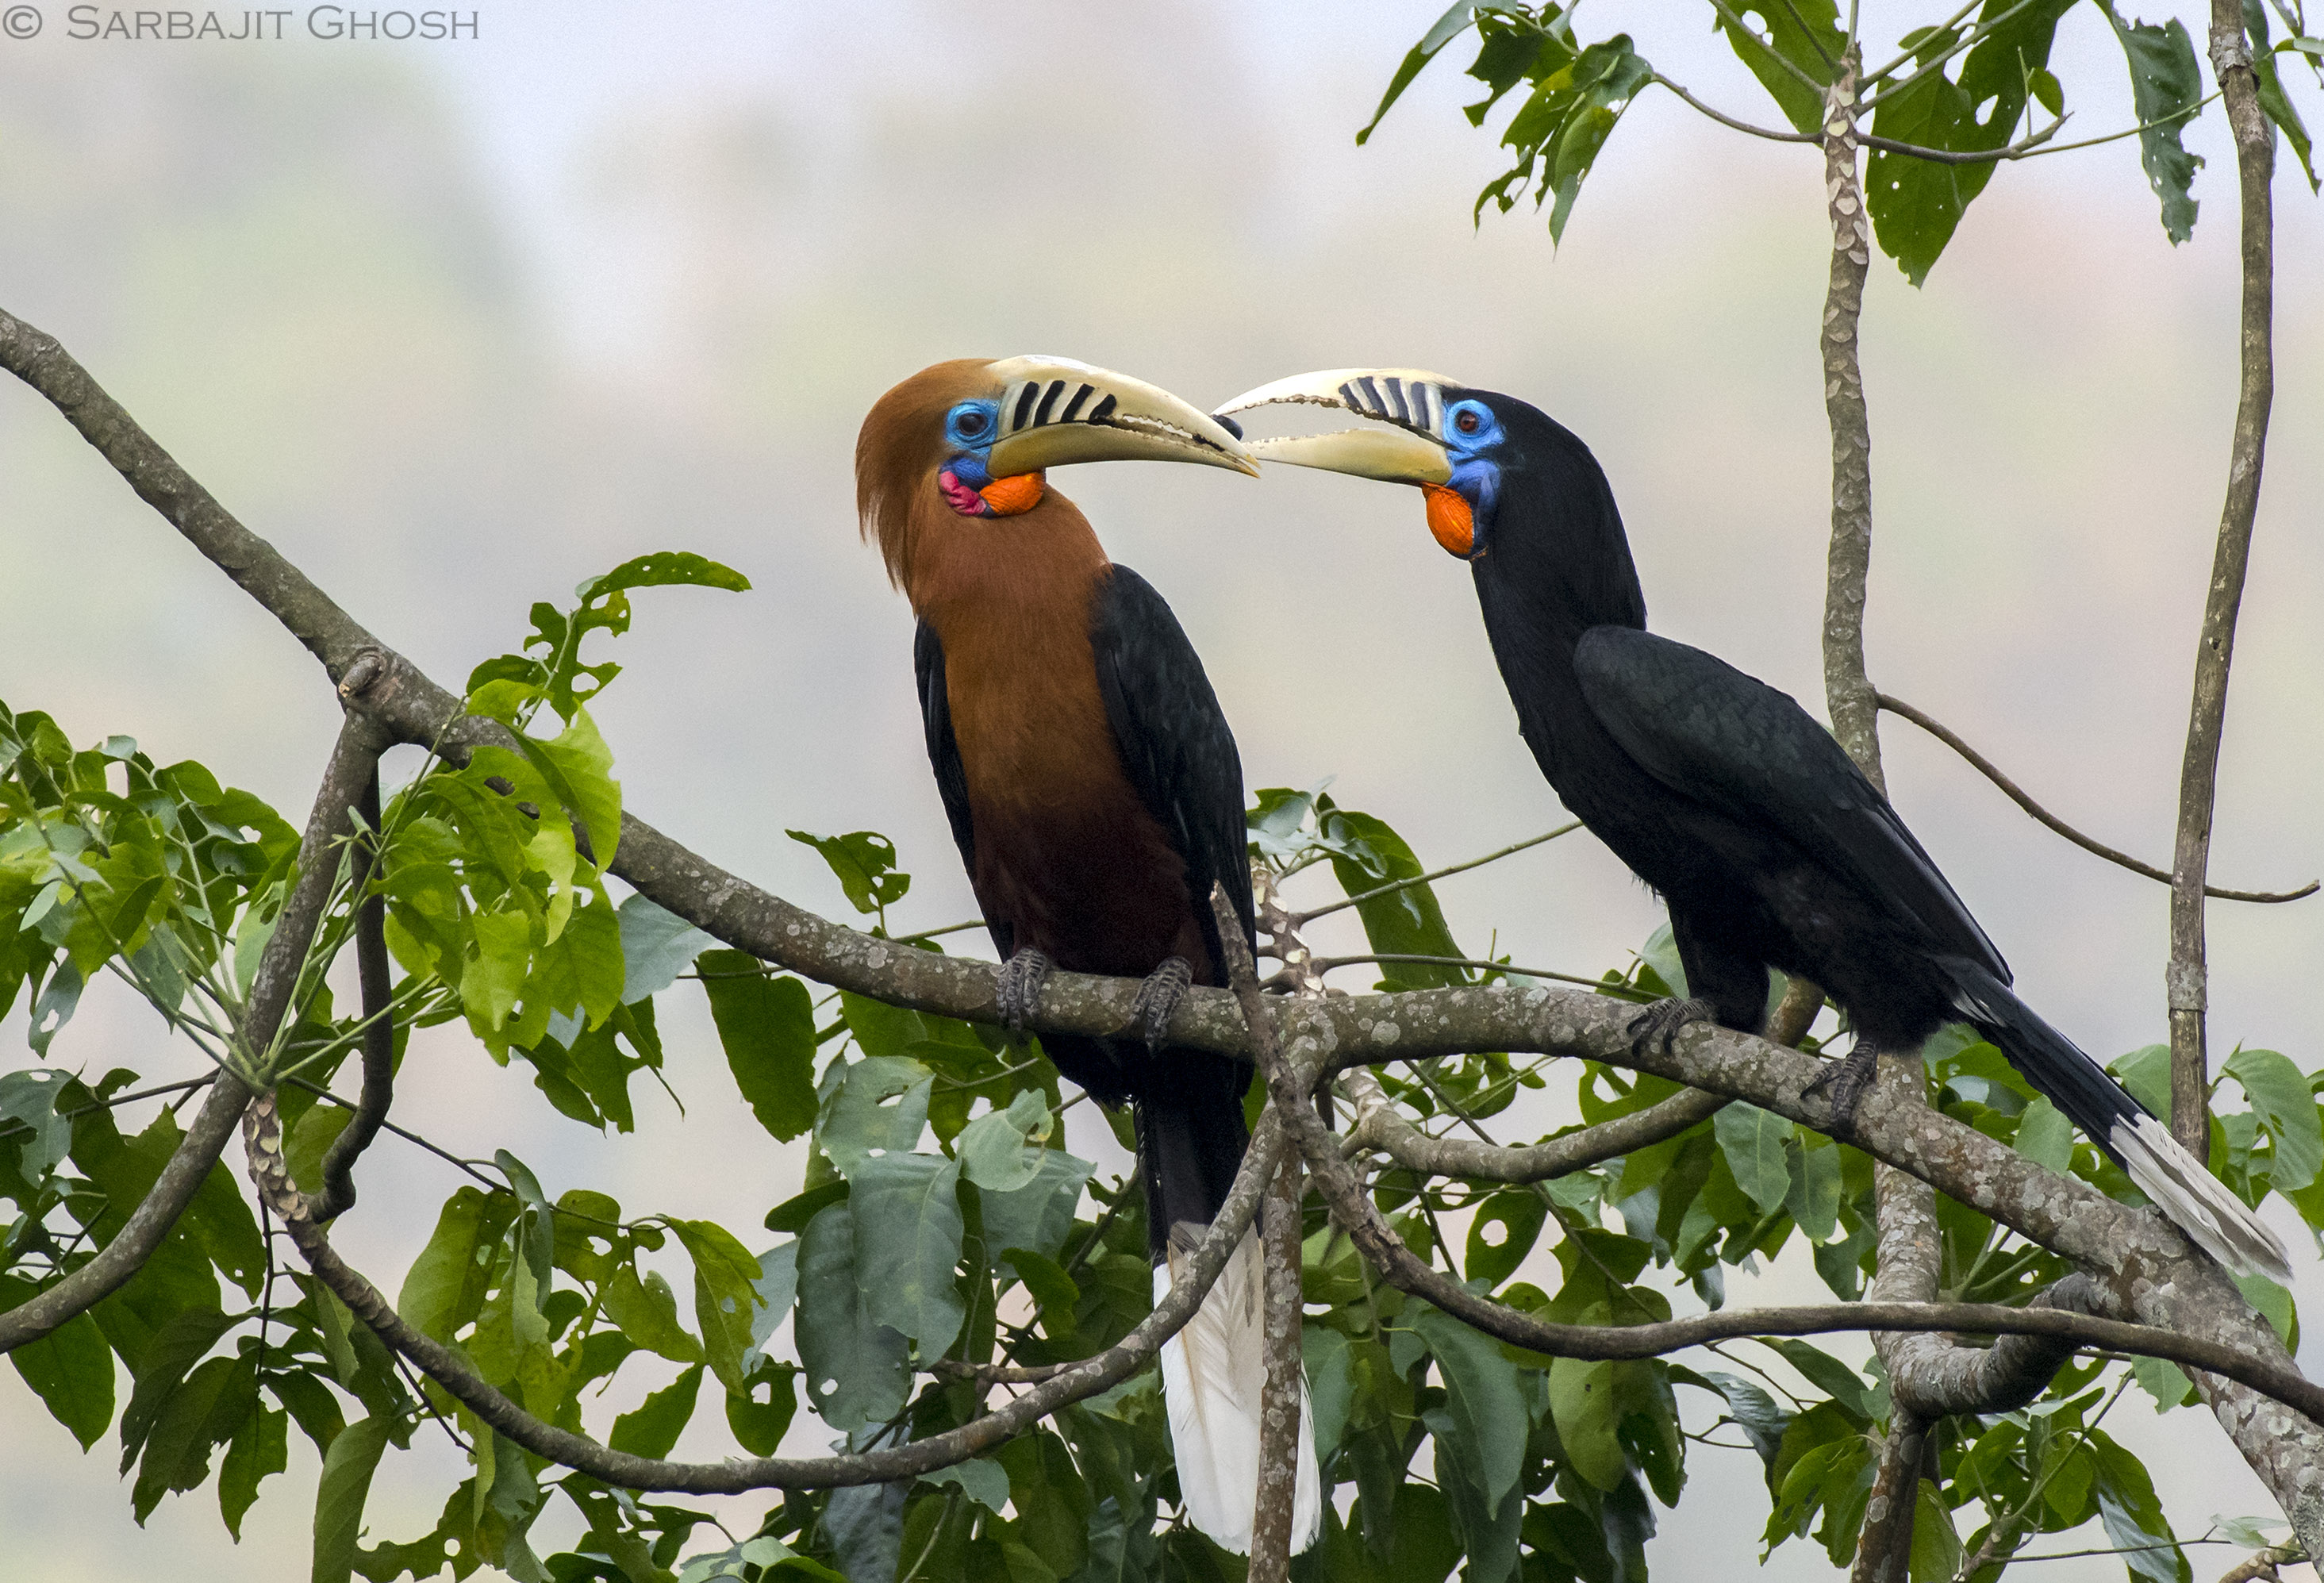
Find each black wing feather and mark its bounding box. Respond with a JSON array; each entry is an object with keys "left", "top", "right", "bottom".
[
  {"left": 915, "top": 621, "right": 1011, "bottom": 960},
  {"left": 1573, "top": 626, "right": 2008, "bottom": 981},
  {"left": 1089, "top": 566, "right": 1254, "bottom": 966}
]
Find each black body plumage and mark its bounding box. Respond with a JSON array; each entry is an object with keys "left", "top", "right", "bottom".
[{"left": 1458, "top": 394, "right": 2289, "bottom": 1281}]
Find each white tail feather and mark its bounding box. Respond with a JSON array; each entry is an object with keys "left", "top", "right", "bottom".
[
  {"left": 1154, "top": 1228, "right": 1323, "bottom": 1555},
  {"left": 2111, "top": 1112, "right": 2295, "bottom": 1285}
]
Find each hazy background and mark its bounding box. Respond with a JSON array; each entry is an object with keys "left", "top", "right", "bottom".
[{"left": 1, "top": 2, "right": 2318, "bottom": 1577}]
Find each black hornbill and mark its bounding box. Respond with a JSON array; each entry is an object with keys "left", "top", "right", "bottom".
[
  {"left": 1215, "top": 367, "right": 2291, "bottom": 1285},
  {"left": 857, "top": 356, "right": 1321, "bottom": 1552}
]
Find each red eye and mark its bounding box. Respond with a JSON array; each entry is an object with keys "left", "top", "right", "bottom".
[{"left": 1455, "top": 410, "right": 1481, "bottom": 433}]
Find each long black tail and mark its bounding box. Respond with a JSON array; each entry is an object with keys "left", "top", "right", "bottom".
[
  {"left": 1135, "top": 1048, "right": 1250, "bottom": 1253},
  {"left": 1946, "top": 959, "right": 2292, "bottom": 1283}
]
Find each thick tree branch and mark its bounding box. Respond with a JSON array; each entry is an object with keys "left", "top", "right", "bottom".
[
  {"left": 1880, "top": 693, "right": 2315, "bottom": 903},
  {"left": 1853, "top": 1408, "right": 1930, "bottom": 1583},
  {"left": 1208, "top": 893, "right": 2324, "bottom": 1427},
  {"left": 1820, "top": 54, "right": 1884, "bottom": 788},
  {"left": 2170, "top": 8, "right": 2282, "bottom": 1158},
  {"left": 245, "top": 1086, "right": 1289, "bottom": 1493},
  {"left": 1250, "top": 1153, "right": 1304, "bottom": 1581}
]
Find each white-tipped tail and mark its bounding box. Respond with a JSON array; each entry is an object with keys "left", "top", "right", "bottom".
[
  {"left": 1154, "top": 1228, "right": 1323, "bottom": 1555},
  {"left": 2111, "top": 1112, "right": 2295, "bottom": 1285}
]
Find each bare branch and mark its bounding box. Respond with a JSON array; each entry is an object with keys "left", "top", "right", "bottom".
[
  {"left": 1292, "top": 821, "right": 1581, "bottom": 928},
  {"left": 1820, "top": 56, "right": 1884, "bottom": 789},
  {"left": 1852, "top": 1408, "right": 1930, "bottom": 1583},
  {"left": 2171, "top": 8, "right": 2284, "bottom": 1156},
  {"left": 313, "top": 764, "right": 394, "bottom": 1220},
  {"left": 1879, "top": 694, "right": 2314, "bottom": 902},
  {"left": 1343, "top": 1066, "right": 1723, "bottom": 1183}
]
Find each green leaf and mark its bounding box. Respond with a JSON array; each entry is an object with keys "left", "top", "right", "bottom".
[
  {"left": 2100, "top": 3, "right": 2207, "bottom": 243},
  {"left": 313, "top": 1416, "right": 394, "bottom": 1583},
  {"left": 523, "top": 709, "right": 622, "bottom": 872},
  {"left": 602, "top": 1264, "right": 704, "bottom": 1365},
  {"left": 725, "top": 1355, "right": 798, "bottom": 1454},
  {"left": 131, "top": 1352, "right": 247, "bottom": 1522},
  {"left": 2112, "top": 1043, "right": 2173, "bottom": 1117},
  {"left": 2251, "top": 30, "right": 2321, "bottom": 190},
  {"left": 786, "top": 829, "right": 910, "bottom": 916},
  {"left": 2223, "top": 1047, "right": 2322, "bottom": 1190},
  {"left": 851, "top": 1153, "right": 967, "bottom": 1355},
  {"left": 2092, "top": 1429, "right": 2192, "bottom": 1583},
  {"left": 586, "top": 551, "right": 752, "bottom": 597},
  {"left": 1909, "top": 1479, "right": 1962, "bottom": 1581},
  {"left": 697, "top": 952, "right": 820, "bottom": 1143},
  {"left": 3, "top": 1293, "right": 114, "bottom": 1450},
  {"left": 612, "top": 1363, "right": 704, "bottom": 1459},
  {"left": 617, "top": 892, "right": 713, "bottom": 1000},
  {"left": 1463, "top": 1186, "right": 1548, "bottom": 1287},
  {"left": 1714, "top": 1102, "right": 1793, "bottom": 1216},
  {"left": 0, "top": 1066, "right": 74, "bottom": 1175},
  {"left": 1411, "top": 1303, "right": 1530, "bottom": 1510},
  {"left": 1785, "top": 1134, "right": 1842, "bottom": 1242},
  {"left": 820, "top": 1055, "right": 933, "bottom": 1173},
  {"left": 1754, "top": 1337, "right": 1876, "bottom": 1421},
  {"left": 997, "top": 1429, "right": 1093, "bottom": 1579},
  {"left": 1673, "top": 1366, "right": 1791, "bottom": 1473},
  {"left": 1548, "top": 1355, "right": 1626, "bottom": 1492},
  {"left": 286, "top": 1103, "right": 353, "bottom": 1196},
  {"left": 218, "top": 1404, "right": 286, "bottom": 1540},
  {"left": 796, "top": 1201, "right": 911, "bottom": 1431},
  {"left": 398, "top": 1187, "right": 510, "bottom": 1342},
  {"left": 2015, "top": 1095, "right": 2077, "bottom": 1174},
  {"left": 956, "top": 1089, "right": 1054, "bottom": 1193},
  {"left": 672, "top": 1219, "right": 766, "bottom": 1395},
  {"left": 1358, "top": 1, "right": 1481, "bottom": 144},
  {"left": 1321, "top": 809, "right": 1468, "bottom": 987},
  {"left": 978, "top": 1151, "right": 1095, "bottom": 1267},
  {"left": 918, "top": 1455, "right": 1012, "bottom": 1513},
  {"left": 1865, "top": 0, "right": 2076, "bottom": 284},
  {"left": 1714, "top": 0, "right": 1842, "bottom": 134}
]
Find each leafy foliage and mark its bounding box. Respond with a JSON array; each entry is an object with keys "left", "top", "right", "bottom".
[
  {"left": 2, "top": 551, "right": 2315, "bottom": 1583},
  {"left": 1362, "top": 1, "right": 2318, "bottom": 281}
]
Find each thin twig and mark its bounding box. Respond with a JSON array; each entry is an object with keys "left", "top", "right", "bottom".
[
  {"left": 1878, "top": 693, "right": 2314, "bottom": 903},
  {"left": 1304, "top": 951, "right": 1653, "bottom": 999},
  {"left": 1292, "top": 822, "right": 1581, "bottom": 926}
]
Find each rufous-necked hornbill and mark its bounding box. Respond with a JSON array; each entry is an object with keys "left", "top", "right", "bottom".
[
  {"left": 1213, "top": 367, "right": 2292, "bottom": 1284},
  {"left": 856, "top": 356, "right": 1323, "bottom": 1552}
]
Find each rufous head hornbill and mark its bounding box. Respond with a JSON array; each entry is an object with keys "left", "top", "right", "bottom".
[
  {"left": 857, "top": 356, "right": 1322, "bottom": 1554},
  {"left": 1215, "top": 368, "right": 2293, "bottom": 1285}
]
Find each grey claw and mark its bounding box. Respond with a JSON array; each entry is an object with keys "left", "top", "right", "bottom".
[
  {"left": 1625, "top": 995, "right": 1716, "bottom": 1057},
  {"left": 1802, "top": 1045, "right": 1877, "bottom": 1132},
  {"left": 1124, "top": 957, "right": 1193, "bottom": 1049},
  {"left": 995, "top": 949, "right": 1052, "bottom": 1034}
]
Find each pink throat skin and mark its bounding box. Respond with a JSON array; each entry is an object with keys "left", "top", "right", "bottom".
[{"left": 938, "top": 470, "right": 991, "bottom": 518}]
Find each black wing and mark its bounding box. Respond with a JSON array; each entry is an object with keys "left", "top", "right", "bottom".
[
  {"left": 915, "top": 621, "right": 1011, "bottom": 960},
  {"left": 1573, "top": 625, "right": 2008, "bottom": 981},
  {"left": 1089, "top": 565, "right": 1254, "bottom": 966}
]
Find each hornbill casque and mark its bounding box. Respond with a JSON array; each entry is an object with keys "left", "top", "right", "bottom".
[
  {"left": 856, "top": 356, "right": 1323, "bottom": 1554},
  {"left": 1214, "top": 367, "right": 2293, "bottom": 1285}
]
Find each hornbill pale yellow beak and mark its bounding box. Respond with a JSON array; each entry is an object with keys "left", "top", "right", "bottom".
[
  {"left": 983, "top": 355, "right": 1260, "bottom": 478},
  {"left": 1213, "top": 367, "right": 1458, "bottom": 484}
]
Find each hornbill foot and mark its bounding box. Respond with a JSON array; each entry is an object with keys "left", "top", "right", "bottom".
[
  {"left": 1122, "top": 957, "right": 1194, "bottom": 1050},
  {"left": 1802, "top": 1043, "right": 1879, "bottom": 1133},
  {"left": 1625, "top": 996, "right": 1719, "bottom": 1057},
  {"left": 994, "top": 948, "right": 1053, "bottom": 1034}
]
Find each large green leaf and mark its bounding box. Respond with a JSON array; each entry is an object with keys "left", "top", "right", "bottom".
[
  {"left": 2, "top": 1287, "right": 115, "bottom": 1450},
  {"left": 698, "top": 952, "right": 820, "bottom": 1143},
  {"left": 2222, "top": 1047, "right": 2322, "bottom": 1190},
  {"left": 956, "top": 1089, "right": 1055, "bottom": 1193},
  {"left": 1410, "top": 1304, "right": 1530, "bottom": 1512},
  {"left": 851, "top": 1153, "right": 967, "bottom": 1356},
  {"left": 313, "top": 1416, "right": 394, "bottom": 1583},
  {"left": 978, "top": 1151, "right": 1096, "bottom": 1268},
  {"left": 1321, "top": 809, "right": 1468, "bottom": 988},
  {"left": 795, "top": 1202, "right": 911, "bottom": 1431},
  {"left": 1713, "top": 1102, "right": 1793, "bottom": 1216},
  {"left": 820, "top": 1055, "right": 934, "bottom": 1172},
  {"left": 672, "top": 1219, "right": 766, "bottom": 1394},
  {"left": 1865, "top": 2, "right": 2076, "bottom": 284},
  {"left": 1714, "top": 0, "right": 1843, "bottom": 134},
  {"left": 2100, "top": 3, "right": 2207, "bottom": 243},
  {"left": 611, "top": 1363, "right": 704, "bottom": 1459}
]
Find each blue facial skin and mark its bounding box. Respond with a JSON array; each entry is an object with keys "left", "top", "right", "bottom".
[
  {"left": 1441, "top": 397, "right": 1504, "bottom": 555},
  {"left": 943, "top": 400, "right": 1001, "bottom": 488}
]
